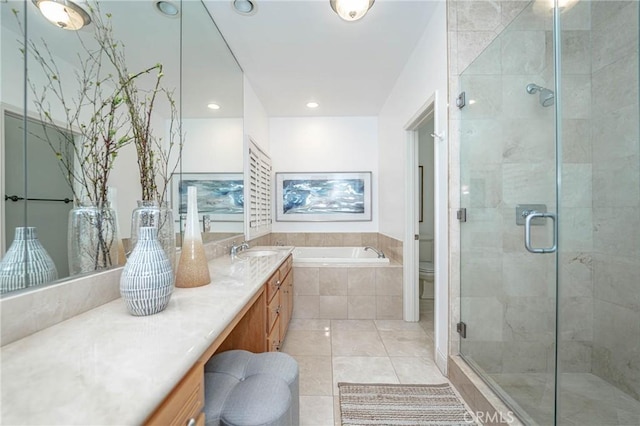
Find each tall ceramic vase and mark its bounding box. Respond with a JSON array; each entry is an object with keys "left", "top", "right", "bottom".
[
  {"left": 120, "top": 226, "right": 174, "bottom": 316},
  {"left": 0, "top": 227, "right": 58, "bottom": 294},
  {"left": 130, "top": 200, "right": 176, "bottom": 273},
  {"left": 68, "top": 200, "right": 118, "bottom": 275},
  {"left": 175, "top": 186, "right": 210, "bottom": 288}
]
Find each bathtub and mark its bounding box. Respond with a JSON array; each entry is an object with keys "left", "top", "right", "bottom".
[{"left": 292, "top": 247, "right": 390, "bottom": 264}]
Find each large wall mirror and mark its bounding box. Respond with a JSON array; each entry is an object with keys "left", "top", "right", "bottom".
[{"left": 0, "top": 0, "right": 244, "bottom": 296}]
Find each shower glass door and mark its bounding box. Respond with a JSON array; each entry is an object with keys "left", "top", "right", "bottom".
[
  {"left": 459, "top": 0, "right": 640, "bottom": 424},
  {"left": 458, "top": 1, "right": 559, "bottom": 423}
]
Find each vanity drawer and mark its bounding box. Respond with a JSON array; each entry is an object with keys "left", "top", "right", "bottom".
[
  {"left": 267, "top": 317, "right": 281, "bottom": 352},
  {"left": 266, "top": 271, "right": 281, "bottom": 302},
  {"left": 146, "top": 363, "right": 204, "bottom": 426},
  {"left": 267, "top": 290, "right": 281, "bottom": 334},
  {"left": 278, "top": 255, "right": 292, "bottom": 279}
]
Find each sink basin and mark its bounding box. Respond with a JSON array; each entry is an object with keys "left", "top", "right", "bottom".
[{"left": 237, "top": 250, "right": 279, "bottom": 258}]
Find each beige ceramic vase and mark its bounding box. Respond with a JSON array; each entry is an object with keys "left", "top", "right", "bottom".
[{"left": 175, "top": 186, "right": 210, "bottom": 288}]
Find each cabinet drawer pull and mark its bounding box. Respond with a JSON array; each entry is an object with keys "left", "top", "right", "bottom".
[
  {"left": 276, "top": 280, "right": 282, "bottom": 288},
  {"left": 276, "top": 305, "right": 282, "bottom": 315},
  {"left": 186, "top": 417, "right": 197, "bottom": 426}
]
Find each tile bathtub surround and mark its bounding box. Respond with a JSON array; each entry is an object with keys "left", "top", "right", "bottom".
[{"left": 293, "top": 265, "right": 403, "bottom": 320}]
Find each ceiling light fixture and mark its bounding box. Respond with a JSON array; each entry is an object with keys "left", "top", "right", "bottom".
[
  {"left": 32, "top": 0, "right": 91, "bottom": 30},
  {"left": 306, "top": 102, "right": 319, "bottom": 109},
  {"left": 232, "top": 0, "right": 256, "bottom": 15},
  {"left": 330, "top": 0, "right": 374, "bottom": 22},
  {"left": 207, "top": 103, "right": 221, "bottom": 110},
  {"left": 155, "top": 1, "right": 180, "bottom": 17}
]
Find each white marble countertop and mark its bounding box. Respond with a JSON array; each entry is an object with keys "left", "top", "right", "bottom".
[{"left": 0, "top": 246, "right": 293, "bottom": 425}]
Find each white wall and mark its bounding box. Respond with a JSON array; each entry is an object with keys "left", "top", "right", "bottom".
[
  {"left": 378, "top": 2, "right": 447, "bottom": 241},
  {"left": 181, "top": 118, "right": 243, "bottom": 173},
  {"left": 269, "top": 116, "right": 378, "bottom": 233},
  {"left": 243, "top": 76, "right": 270, "bottom": 152},
  {"left": 377, "top": 1, "right": 448, "bottom": 372}
]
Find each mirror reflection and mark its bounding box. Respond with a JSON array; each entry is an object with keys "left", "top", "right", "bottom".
[{"left": 0, "top": 0, "right": 244, "bottom": 295}]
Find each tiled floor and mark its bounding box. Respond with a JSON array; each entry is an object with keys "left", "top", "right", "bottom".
[{"left": 281, "top": 299, "right": 446, "bottom": 425}]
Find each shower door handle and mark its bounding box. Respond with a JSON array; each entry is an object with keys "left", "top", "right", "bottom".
[{"left": 524, "top": 211, "right": 557, "bottom": 254}]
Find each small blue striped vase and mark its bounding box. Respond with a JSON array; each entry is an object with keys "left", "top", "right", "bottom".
[
  {"left": 120, "top": 226, "right": 174, "bottom": 316},
  {"left": 0, "top": 227, "right": 58, "bottom": 294}
]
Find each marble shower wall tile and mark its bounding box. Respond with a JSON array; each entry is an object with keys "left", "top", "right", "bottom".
[
  {"left": 591, "top": 2, "right": 638, "bottom": 73},
  {"left": 589, "top": 0, "right": 640, "bottom": 399}
]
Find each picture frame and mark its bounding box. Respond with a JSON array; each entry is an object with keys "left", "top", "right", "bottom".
[
  {"left": 171, "top": 172, "right": 244, "bottom": 222},
  {"left": 275, "top": 172, "right": 372, "bottom": 222}
]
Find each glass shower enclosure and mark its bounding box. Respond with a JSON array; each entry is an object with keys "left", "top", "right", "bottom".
[{"left": 458, "top": 0, "right": 639, "bottom": 424}]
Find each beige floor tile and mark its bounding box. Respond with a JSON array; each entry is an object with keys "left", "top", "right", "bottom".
[
  {"left": 294, "top": 356, "right": 333, "bottom": 396},
  {"left": 281, "top": 330, "right": 331, "bottom": 356},
  {"left": 331, "top": 330, "right": 388, "bottom": 357},
  {"left": 333, "top": 395, "right": 341, "bottom": 426},
  {"left": 289, "top": 319, "right": 331, "bottom": 331},
  {"left": 390, "top": 356, "right": 448, "bottom": 384},
  {"left": 378, "top": 330, "right": 433, "bottom": 357},
  {"left": 331, "top": 319, "right": 376, "bottom": 331},
  {"left": 375, "top": 319, "right": 427, "bottom": 331},
  {"left": 300, "top": 395, "right": 334, "bottom": 426},
  {"left": 332, "top": 356, "right": 399, "bottom": 392}
]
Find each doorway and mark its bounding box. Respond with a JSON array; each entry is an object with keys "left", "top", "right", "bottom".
[
  {"left": 2, "top": 109, "right": 73, "bottom": 278},
  {"left": 404, "top": 90, "right": 448, "bottom": 374},
  {"left": 416, "top": 115, "right": 435, "bottom": 330}
]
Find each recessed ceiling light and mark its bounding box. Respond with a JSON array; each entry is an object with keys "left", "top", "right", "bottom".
[
  {"left": 330, "top": 0, "right": 375, "bottom": 22},
  {"left": 306, "top": 102, "right": 319, "bottom": 109},
  {"left": 32, "top": 0, "right": 91, "bottom": 30},
  {"left": 232, "top": 0, "right": 256, "bottom": 15},
  {"left": 155, "top": 1, "right": 179, "bottom": 17},
  {"left": 207, "top": 103, "right": 221, "bottom": 110}
]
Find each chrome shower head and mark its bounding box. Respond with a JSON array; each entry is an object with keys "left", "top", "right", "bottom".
[{"left": 526, "top": 83, "right": 555, "bottom": 107}]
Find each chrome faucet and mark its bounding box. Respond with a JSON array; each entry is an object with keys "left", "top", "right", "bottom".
[
  {"left": 230, "top": 241, "right": 250, "bottom": 256},
  {"left": 364, "top": 246, "right": 386, "bottom": 258}
]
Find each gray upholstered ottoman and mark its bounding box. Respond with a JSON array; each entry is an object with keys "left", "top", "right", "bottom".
[{"left": 204, "top": 350, "right": 299, "bottom": 426}]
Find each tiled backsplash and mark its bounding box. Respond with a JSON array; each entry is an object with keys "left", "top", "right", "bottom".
[{"left": 265, "top": 232, "right": 403, "bottom": 263}]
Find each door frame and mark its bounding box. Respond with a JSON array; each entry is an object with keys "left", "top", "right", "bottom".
[{"left": 404, "top": 90, "right": 449, "bottom": 374}]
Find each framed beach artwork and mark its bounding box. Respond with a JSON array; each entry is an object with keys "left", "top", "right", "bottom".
[
  {"left": 275, "top": 172, "right": 372, "bottom": 222},
  {"left": 171, "top": 173, "right": 244, "bottom": 222}
]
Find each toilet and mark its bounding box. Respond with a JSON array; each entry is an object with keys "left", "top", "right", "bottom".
[
  {"left": 419, "top": 261, "right": 434, "bottom": 299},
  {"left": 419, "top": 239, "right": 434, "bottom": 299}
]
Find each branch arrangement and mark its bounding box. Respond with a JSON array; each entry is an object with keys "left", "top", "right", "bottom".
[{"left": 14, "top": 2, "right": 182, "bottom": 207}]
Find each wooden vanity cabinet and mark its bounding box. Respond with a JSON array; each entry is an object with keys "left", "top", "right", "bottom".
[
  {"left": 148, "top": 253, "right": 294, "bottom": 424},
  {"left": 145, "top": 362, "right": 205, "bottom": 426},
  {"left": 266, "top": 254, "right": 293, "bottom": 352}
]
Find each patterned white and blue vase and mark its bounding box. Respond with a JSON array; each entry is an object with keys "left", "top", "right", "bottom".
[
  {"left": 0, "top": 227, "right": 58, "bottom": 294},
  {"left": 120, "top": 226, "right": 174, "bottom": 316}
]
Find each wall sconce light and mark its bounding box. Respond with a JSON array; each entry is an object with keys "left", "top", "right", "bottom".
[
  {"left": 330, "top": 0, "right": 375, "bottom": 22},
  {"left": 32, "top": 0, "right": 91, "bottom": 30}
]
